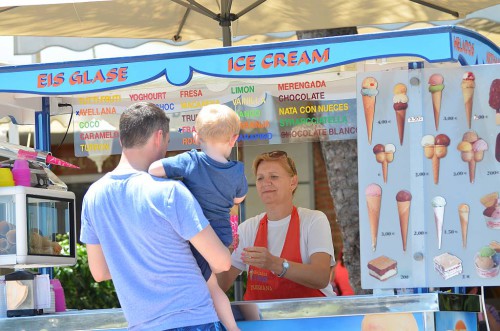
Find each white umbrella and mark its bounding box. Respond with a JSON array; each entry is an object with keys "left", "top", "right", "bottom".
[{"left": 0, "top": 0, "right": 498, "bottom": 46}]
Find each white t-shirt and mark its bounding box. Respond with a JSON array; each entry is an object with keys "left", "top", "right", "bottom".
[{"left": 231, "top": 207, "right": 337, "bottom": 297}]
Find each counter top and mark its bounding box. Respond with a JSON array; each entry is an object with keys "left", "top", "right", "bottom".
[{"left": 0, "top": 293, "right": 480, "bottom": 331}]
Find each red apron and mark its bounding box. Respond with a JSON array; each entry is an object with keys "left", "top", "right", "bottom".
[{"left": 244, "top": 206, "right": 326, "bottom": 300}]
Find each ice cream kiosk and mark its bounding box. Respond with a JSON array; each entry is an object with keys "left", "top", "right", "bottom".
[{"left": 0, "top": 26, "right": 498, "bottom": 330}]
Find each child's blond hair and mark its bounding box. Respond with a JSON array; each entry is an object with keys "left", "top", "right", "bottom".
[{"left": 195, "top": 104, "right": 240, "bottom": 143}]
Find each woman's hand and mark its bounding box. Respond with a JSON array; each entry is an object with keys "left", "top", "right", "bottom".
[
  {"left": 243, "top": 247, "right": 332, "bottom": 289},
  {"left": 241, "top": 246, "right": 282, "bottom": 274}
]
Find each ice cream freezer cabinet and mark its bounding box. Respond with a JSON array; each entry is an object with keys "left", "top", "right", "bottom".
[{"left": 0, "top": 293, "right": 481, "bottom": 330}]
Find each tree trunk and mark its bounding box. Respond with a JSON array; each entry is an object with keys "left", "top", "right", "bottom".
[{"left": 297, "top": 27, "right": 370, "bottom": 294}]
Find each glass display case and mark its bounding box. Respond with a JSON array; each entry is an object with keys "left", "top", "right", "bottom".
[{"left": 0, "top": 186, "right": 76, "bottom": 268}]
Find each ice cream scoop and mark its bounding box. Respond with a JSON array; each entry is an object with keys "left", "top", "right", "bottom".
[
  {"left": 393, "top": 83, "right": 407, "bottom": 94},
  {"left": 462, "top": 130, "right": 479, "bottom": 143},
  {"left": 457, "top": 141, "right": 473, "bottom": 152},
  {"left": 435, "top": 134, "right": 450, "bottom": 146},
  {"left": 396, "top": 190, "right": 412, "bottom": 202},
  {"left": 472, "top": 139, "right": 488, "bottom": 152},
  {"left": 362, "top": 77, "right": 379, "bottom": 90},
  {"left": 421, "top": 135, "right": 435, "bottom": 147}
]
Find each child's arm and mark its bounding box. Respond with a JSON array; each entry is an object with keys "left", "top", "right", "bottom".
[
  {"left": 148, "top": 159, "right": 168, "bottom": 177},
  {"left": 233, "top": 195, "right": 246, "bottom": 204}
]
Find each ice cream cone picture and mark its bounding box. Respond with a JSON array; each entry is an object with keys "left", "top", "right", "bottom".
[
  {"left": 373, "top": 144, "right": 395, "bottom": 183},
  {"left": 393, "top": 83, "right": 408, "bottom": 145},
  {"left": 432, "top": 196, "right": 446, "bottom": 249},
  {"left": 365, "top": 183, "right": 382, "bottom": 252},
  {"left": 396, "top": 190, "right": 412, "bottom": 252},
  {"left": 458, "top": 204, "right": 469, "bottom": 248},
  {"left": 428, "top": 73, "right": 445, "bottom": 130},
  {"left": 421, "top": 134, "right": 450, "bottom": 184},
  {"left": 455, "top": 320, "right": 467, "bottom": 331},
  {"left": 489, "top": 78, "right": 500, "bottom": 125},
  {"left": 461, "top": 72, "right": 475, "bottom": 129},
  {"left": 361, "top": 77, "right": 379, "bottom": 144},
  {"left": 457, "top": 131, "right": 488, "bottom": 183}
]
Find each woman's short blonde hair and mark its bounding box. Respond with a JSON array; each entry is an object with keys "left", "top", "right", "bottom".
[
  {"left": 252, "top": 151, "right": 297, "bottom": 177},
  {"left": 195, "top": 104, "right": 240, "bottom": 143}
]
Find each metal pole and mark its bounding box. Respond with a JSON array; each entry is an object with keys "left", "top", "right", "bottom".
[{"left": 36, "top": 97, "right": 53, "bottom": 279}]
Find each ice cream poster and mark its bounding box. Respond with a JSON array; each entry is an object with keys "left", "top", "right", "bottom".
[{"left": 358, "top": 64, "right": 500, "bottom": 289}]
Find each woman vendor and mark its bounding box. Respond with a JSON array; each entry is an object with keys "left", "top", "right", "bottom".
[{"left": 218, "top": 150, "right": 336, "bottom": 299}]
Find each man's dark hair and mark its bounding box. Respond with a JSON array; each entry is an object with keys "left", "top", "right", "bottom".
[{"left": 119, "top": 102, "right": 170, "bottom": 148}]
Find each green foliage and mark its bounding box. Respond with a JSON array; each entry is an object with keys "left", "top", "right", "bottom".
[{"left": 53, "top": 236, "right": 120, "bottom": 310}]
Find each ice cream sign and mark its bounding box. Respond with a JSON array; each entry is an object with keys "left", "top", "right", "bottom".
[{"left": 358, "top": 65, "right": 500, "bottom": 289}]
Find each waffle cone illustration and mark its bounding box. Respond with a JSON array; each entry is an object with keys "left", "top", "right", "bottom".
[
  {"left": 458, "top": 132, "right": 488, "bottom": 184},
  {"left": 361, "top": 77, "right": 378, "bottom": 144},
  {"left": 432, "top": 91, "right": 442, "bottom": 130},
  {"left": 463, "top": 88, "right": 474, "bottom": 129},
  {"left": 462, "top": 72, "right": 475, "bottom": 129},
  {"left": 458, "top": 204, "right": 469, "bottom": 248},
  {"left": 367, "top": 196, "right": 381, "bottom": 251},
  {"left": 428, "top": 74, "right": 445, "bottom": 130},
  {"left": 395, "top": 109, "right": 406, "bottom": 145},
  {"left": 397, "top": 200, "right": 411, "bottom": 251},
  {"left": 365, "top": 184, "right": 382, "bottom": 252},
  {"left": 432, "top": 155, "right": 440, "bottom": 185},
  {"left": 363, "top": 95, "right": 376, "bottom": 144},
  {"left": 468, "top": 159, "right": 476, "bottom": 184},
  {"left": 424, "top": 145, "right": 434, "bottom": 159}
]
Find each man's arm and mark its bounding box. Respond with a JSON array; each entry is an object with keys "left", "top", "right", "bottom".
[
  {"left": 190, "top": 225, "right": 231, "bottom": 274},
  {"left": 86, "top": 244, "right": 112, "bottom": 282}
]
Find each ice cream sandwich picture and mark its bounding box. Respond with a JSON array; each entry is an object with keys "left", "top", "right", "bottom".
[
  {"left": 433, "top": 252, "right": 463, "bottom": 280},
  {"left": 457, "top": 131, "right": 488, "bottom": 184},
  {"left": 361, "top": 77, "right": 379, "bottom": 144},
  {"left": 367, "top": 255, "right": 397, "bottom": 281}
]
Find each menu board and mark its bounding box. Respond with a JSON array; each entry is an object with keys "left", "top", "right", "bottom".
[
  {"left": 358, "top": 64, "right": 500, "bottom": 289},
  {"left": 72, "top": 72, "right": 357, "bottom": 157}
]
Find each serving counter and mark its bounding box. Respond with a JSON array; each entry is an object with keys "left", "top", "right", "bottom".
[{"left": 0, "top": 293, "right": 481, "bottom": 330}]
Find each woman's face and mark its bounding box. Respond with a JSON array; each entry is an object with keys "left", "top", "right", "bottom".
[{"left": 255, "top": 160, "right": 297, "bottom": 205}]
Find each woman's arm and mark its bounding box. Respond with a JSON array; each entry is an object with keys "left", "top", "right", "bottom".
[
  {"left": 241, "top": 247, "right": 331, "bottom": 289},
  {"left": 216, "top": 265, "right": 243, "bottom": 292}
]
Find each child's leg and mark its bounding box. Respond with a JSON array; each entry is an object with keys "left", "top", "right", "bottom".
[{"left": 207, "top": 274, "right": 240, "bottom": 331}]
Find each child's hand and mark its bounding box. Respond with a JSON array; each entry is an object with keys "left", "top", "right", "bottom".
[{"left": 229, "top": 234, "right": 239, "bottom": 253}]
